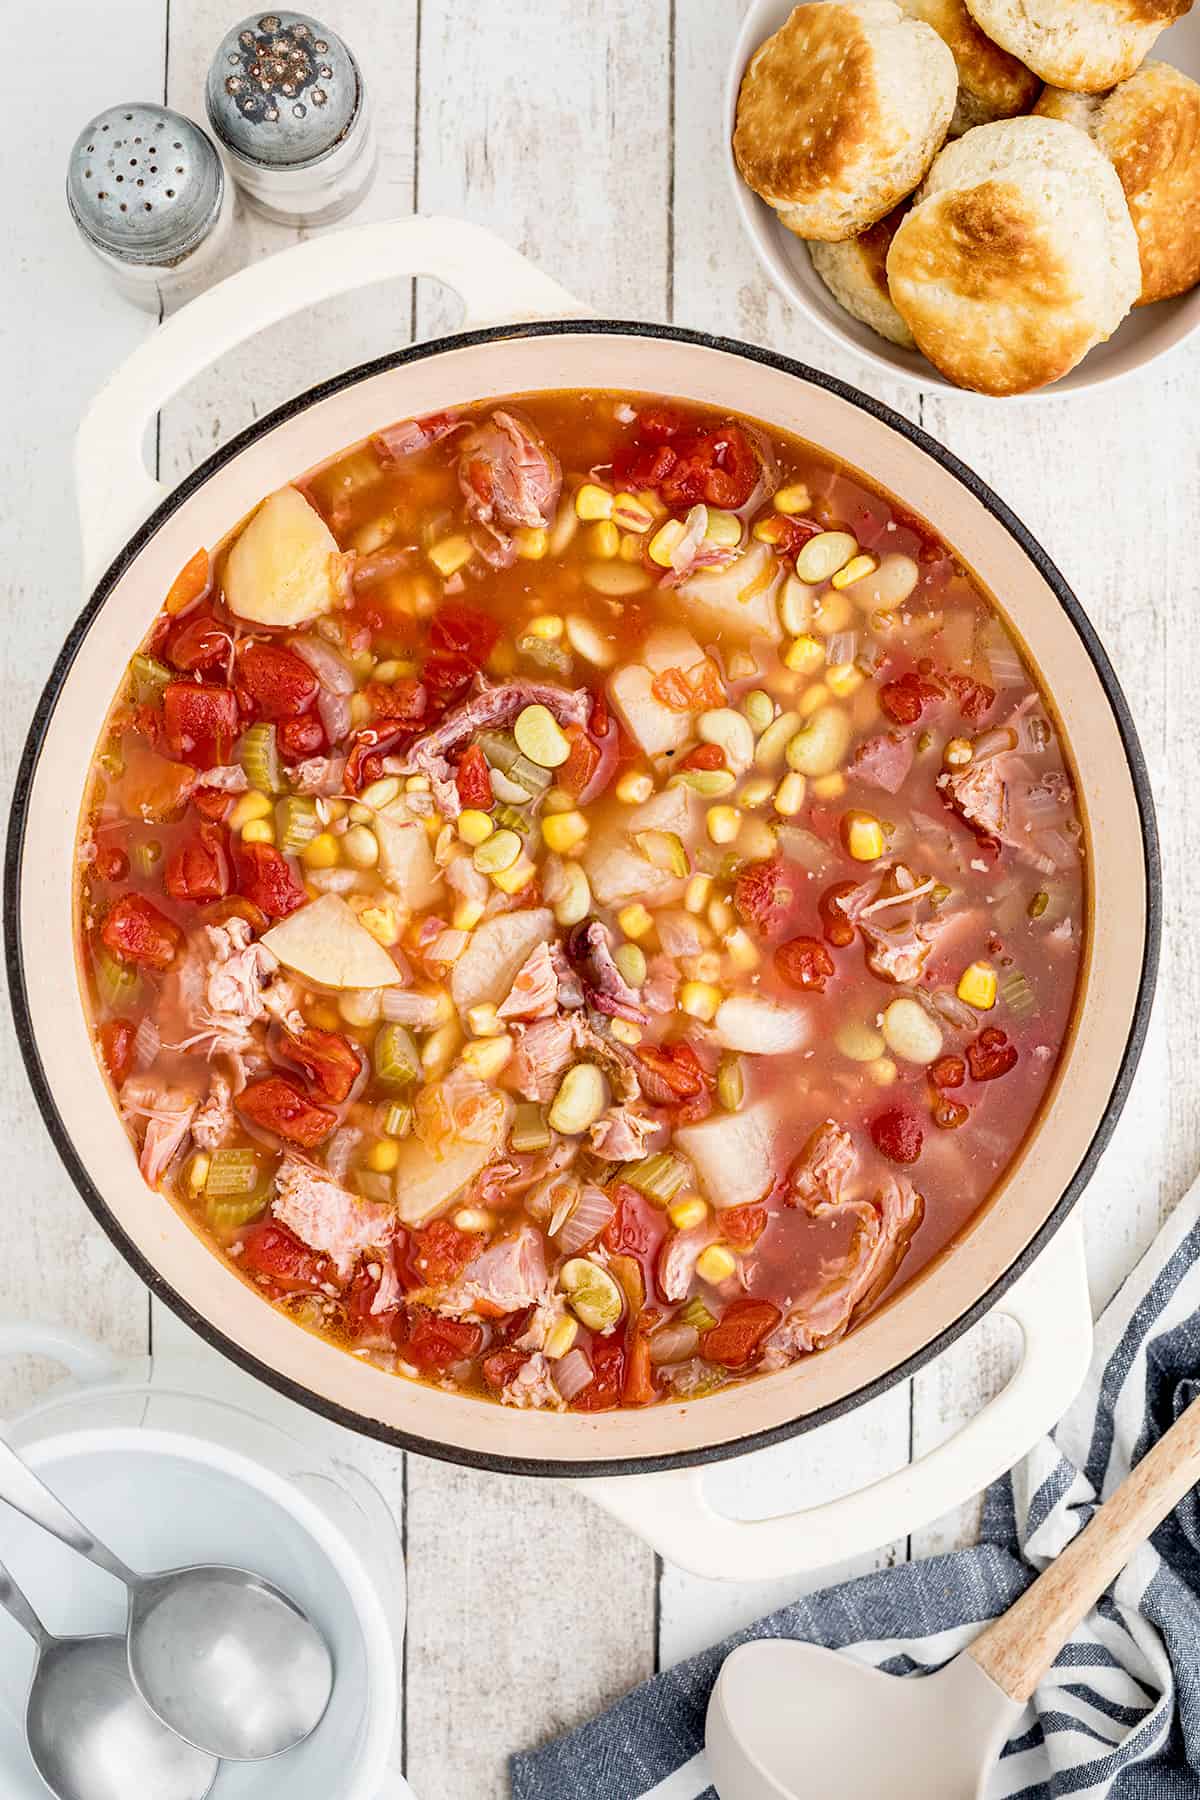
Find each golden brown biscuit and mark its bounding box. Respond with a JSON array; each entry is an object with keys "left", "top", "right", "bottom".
[
  {"left": 886, "top": 116, "right": 1141, "bottom": 391},
  {"left": 733, "top": 1, "right": 957, "bottom": 240},
  {"left": 808, "top": 207, "right": 917, "bottom": 344},
  {"left": 900, "top": 0, "right": 1041, "bottom": 132},
  {"left": 963, "top": 0, "right": 1192, "bottom": 92},
  {"left": 1037, "top": 63, "right": 1200, "bottom": 302}
]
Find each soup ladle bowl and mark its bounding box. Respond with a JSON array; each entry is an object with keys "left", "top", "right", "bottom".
[{"left": 0, "top": 1434, "right": 334, "bottom": 1761}]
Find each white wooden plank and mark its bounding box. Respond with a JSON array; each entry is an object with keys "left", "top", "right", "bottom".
[{"left": 0, "top": 0, "right": 166, "bottom": 1419}]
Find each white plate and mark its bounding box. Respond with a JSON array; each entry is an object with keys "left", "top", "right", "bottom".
[{"left": 725, "top": 0, "right": 1200, "bottom": 397}]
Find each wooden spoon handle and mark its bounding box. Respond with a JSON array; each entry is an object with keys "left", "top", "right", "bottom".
[{"left": 969, "top": 1390, "right": 1200, "bottom": 1703}]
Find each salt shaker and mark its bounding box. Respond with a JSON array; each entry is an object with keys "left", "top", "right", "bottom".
[
  {"left": 206, "top": 12, "right": 376, "bottom": 226},
  {"left": 66, "top": 105, "right": 234, "bottom": 312}
]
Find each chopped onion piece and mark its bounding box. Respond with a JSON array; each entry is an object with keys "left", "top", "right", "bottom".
[
  {"left": 556, "top": 1184, "right": 616, "bottom": 1254},
  {"left": 826, "top": 630, "right": 858, "bottom": 667},
  {"left": 971, "top": 726, "right": 1017, "bottom": 762},
  {"left": 553, "top": 1347, "right": 594, "bottom": 1402},
  {"left": 930, "top": 987, "right": 978, "bottom": 1030},
  {"left": 132, "top": 1014, "right": 160, "bottom": 1071},
  {"left": 775, "top": 824, "right": 834, "bottom": 874},
  {"left": 648, "top": 1321, "right": 700, "bottom": 1365},
  {"left": 381, "top": 990, "right": 442, "bottom": 1028},
  {"left": 325, "top": 1126, "right": 361, "bottom": 1182}
]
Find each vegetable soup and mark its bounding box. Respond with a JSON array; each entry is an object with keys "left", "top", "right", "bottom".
[{"left": 76, "top": 393, "right": 1085, "bottom": 1411}]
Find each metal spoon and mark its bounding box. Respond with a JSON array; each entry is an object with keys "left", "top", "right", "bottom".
[
  {"left": 0, "top": 1436, "right": 334, "bottom": 1761},
  {"left": 0, "top": 1555, "right": 217, "bottom": 1800}
]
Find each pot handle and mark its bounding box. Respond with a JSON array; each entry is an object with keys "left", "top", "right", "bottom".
[
  {"left": 75, "top": 213, "right": 587, "bottom": 587},
  {"left": 578, "top": 1214, "right": 1091, "bottom": 1582},
  {"left": 0, "top": 1322, "right": 122, "bottom": 1393}
]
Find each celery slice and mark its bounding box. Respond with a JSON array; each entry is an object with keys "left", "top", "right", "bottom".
[
  {"left": 240, "top": 722, "right": 282, "bottom": 794},
  {"left": 204, "top": 1148, "right": 267, "bottom": 1199},
  {"left": 635, "top": 830, "right": 690, "bottom": 878},
  {"left": 517, "top": 634, "right": 573, "bottom": 678},
  {"left": 130, "top": 653, "right": 172, "bottom": 704},
  {"left": 492, "top": 803, "right": 532, "bottom": 835},
  {"left": 475, "top": 730, "right": 552, "bottom": 795},
  {"left": 381, "top": 1101, "right": 413, "bottom": 1138},
  {"left": 679, "top": 1295, "right": 716, "bottom": 1334},
  {"left": 1001, "top": 971, "right": 1038, "bottom": 1016},
  {"left": 94, "top": 946, "right": 140, "bottom": 1011},
  {"left": 373, "top": 1022, "right": 420, "bottom": 1089},
  {"left": 716, "top": 1054, "right": 744, "bottom": 1114},
  {"left": 622, "top": 1152, "right": 689, "bottom": 1203},
  {"left": 276, "top": 795, "right": 321, "bottom": 854},
  {"left": 510, "top": 1103, "right": 551, "bottom": 1153}
]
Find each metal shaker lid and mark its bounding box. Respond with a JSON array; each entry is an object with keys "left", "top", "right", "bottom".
[
  {"left": 206, "top": 13, "right": 361, "bottom": 170},
  {"left": 66, "top": 105, "right": 225, "bottom": 265}
]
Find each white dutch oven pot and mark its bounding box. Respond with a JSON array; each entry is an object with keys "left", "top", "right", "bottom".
[{"left": 6, "top": 217, "right": 1159, "bottom": 1582}]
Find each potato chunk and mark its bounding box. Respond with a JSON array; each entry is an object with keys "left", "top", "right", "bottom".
[
  {"left": 677, "top": 542, "right": 782, "bottom": 642},
  {"left": 262, "top": 893, "right": 403, "bottom": 989},
  {"left": 224, "top": 487, "right": 343, "bottom": 627}
]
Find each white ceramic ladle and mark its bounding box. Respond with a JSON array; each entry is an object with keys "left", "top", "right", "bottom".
[{"left": 707, "top": 1391, "right": 1200, "bottom": 1797}]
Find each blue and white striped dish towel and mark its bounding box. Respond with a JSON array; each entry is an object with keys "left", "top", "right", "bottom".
[{"left": 512, "top": 1174, "right": 1200, "bottom": 1800}]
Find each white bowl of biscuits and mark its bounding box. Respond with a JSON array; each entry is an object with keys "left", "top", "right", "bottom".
[{"left": 727, "top": 0, "right": 1200, "bottom": 394}]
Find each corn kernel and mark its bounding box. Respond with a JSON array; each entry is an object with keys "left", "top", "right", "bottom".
[
  {"left": 460, "top": 1034, "right": 513, "bottom": 1082},
  {"left": 706, "top": 805, "right": 742, "bottom": 846},
  {"left": 619, "top": 532, "right": 645, "bottom": 562},
  {"left": 307, "top": 1000, "right": 341, "bottom": 1032},
  {"left": 575, "top": 483, "right": 614, "bottom": 521},
  {"left": 618, "top": 903, "right": 653, "bottom": 940},
  {"left": 724, "top": 926, "right": 761, "bottom": 972},
  {"left": 542, "top": 786, "right": 574, "bottom": 815},
  {"left": 609, "top": 1018, "right": 643, "bottom": 1046},
  {"left": 774, "top": 773, "right": 807, "bottom": 816},
  {"left": 814, "top": 591, "right": 854, "bottom": 636},
  {"left": 753, "top": 515, "right": 789, "bottom": 545},
  {"left": 343, "top": 824, "right": 380, "bottom": 869},
  {"left": 230, "top": 790, "right": 272, "bottom": 831},
  {"left": 513, "top": 527, "right": 549, "bottom": 561},
  {"left": 542, "top": 809, "right": 589, "bottom": 854},
  {"left": 648, "top": 519, "right": 687, "bottom": 567},
  {"left": 680, "top": 980, "right": 722, "bottom": 1022},
  {"left": 458, "top": 809, "right": 494, "bottom": 847},
  {"left": 371, "top": 660, "right": 406, "bottom": 684},
  {"left": 348, "top": 801, "right": 372, "bottom": 825},
  {"left": 544, "top": 1316, "right": 579, "bottom": 1360},
  {"left": 812, "top": 772, "right": 846, "bottom": 800},
  {"left": 696, "top": 1244, "right": 738, "bottom": 1285},
  {"left": 739, "top": 818, "right": 778, "bottom": 861},
  {"left": 588, "top": 520, "right": 620, "bottom": 559},
  {"left": 451, "top": 899, "right": 486, "bottom": 932},
  {"left": 186, "top": 1152, "right": 210, "bottom": 1195},
  {"left": 467, "top": 1002, "right": 504, "bottom": 1037},
  {"left": 831, "top": 553, "right": 879, "bottom": 590},
  {"left": 428, "top": 534, "right": 474, "bottom": 578},
  {"left": 798, "top": 684, "right": 830, "bottom": 719},
  {"left": 491, "top": 856, "right": 537, "bottom": 895},
  {"left": 637, "top": 488, "right": 669, "bottom": 520},
  {"left": 240, "top": 818, "right": 275, "bottom": 846},
  {"left": 707, "top": 896, "right": 734, "bottom": 934},
  {"left": 844, "top": 811, "right": 885, "bottom": 861},
  {"left": 773, "top": 482, "right": 812, "bottom": 515},
  {"left": 454, "top": 1206, "right": 496, "bottom": 1235},
  {"left": 826, "top": 663, "right": 864, "bottom": 698},
  {"left": 360, "top": 905, "right": 399, "bottom": 946},
  {"left": 866, "top": 1057, "right": 898, "bottom": 1086},
  {"left": 944, "top": 737, "right": 974, "bottom": 768},
  {"left": 349, "top": 692, "right": 372, "bottom": 727},
  {"left": 957, "top": 961, "right": 997, "bottom": 1010},
  {"left": 403, "top": 776, "right": 430, "bottom": 795},
  {"left": 526, "top": 612, "right": 563, "bottom": 640},
  {"left": 668, "top": 1195, "right": 709, "bottom": 1231},
  {"left": 366, "top": 1139, "right": 401, "bottom": 1174},
  {"left": 422, "top": 1022, "right": 461, "bottom": 1077},
  {"left": 616, "top": 770, "right": 654, "bottom": 805},
  {"left": 684, "top": 875, "right": 712, "bottom": 916},
  {"left": 783, "top": 634, "right": 825, "bottom": 675},
  {"left": 612, "top": 492, "right": 654, "bottom": 533}
]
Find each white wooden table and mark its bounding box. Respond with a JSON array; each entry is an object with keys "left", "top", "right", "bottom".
[{"left": 3, "top": 3, "right": 1197, "bottom": 1794}]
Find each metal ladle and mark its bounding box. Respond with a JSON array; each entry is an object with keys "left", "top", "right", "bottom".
[
  {"left": 0, "top": 1436, "right": 334, "bottom": 1761},
  {"left": 0, "top": 1556, "right": 217, "bottom": 1800}
]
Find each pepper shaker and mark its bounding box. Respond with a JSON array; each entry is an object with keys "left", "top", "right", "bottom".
[
  {"left": 206, "top": 11, "right": 376, "bottom": 226},
  {"left": 66, "top": 105, "right": 234, "bottom": 311}
]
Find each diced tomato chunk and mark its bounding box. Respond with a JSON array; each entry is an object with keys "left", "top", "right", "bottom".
[
  {"left": 429, "top": 602, "right": 500, "bottom": 667},
  {"left": 236, "top": 1076, "right": 337, "bottom": 1149},
  {"left": 406, "top": 1218, "right": 484, "bottom": 1288},
  {"left": 205, "top": 894, "right": 270, "bottom": 936},
  {"left": 734, "top": 858, "right": 798, "bottom": 940},
  {"left": 237, "top": 1220, "right": 327, "bottom": 1292},
  {"left": 164, "top": 547, "right": 212, "bottom": 617},
  {"left": 99, "top": 1018, "right": 135, "bottom": 1086},
  {"left": 455, "top": 744, "right": 493, "bottom": 810},
  {"left": 192, "top": 786, "right": 233, "bottom": 822},
  {"left": 775, "top": 935, "right": 836, "bottom": 991},
  {"left": 166, "top": 612, "right": 232, "bottom": 676},
  {"left": 398, "top": 1309, "right": 483, "bottom": 1372},
  {"left": 235, "top": 841, "right": 305, "bottom": 918},
  {"left": 280, "top": 1025, "right": 361, "bottom": 1103},
  {"left": 612, "top": 440, "right": 678, "bottom": 490},
  {"left": 571, "top": 1333, "right": 625, "bottom": 1412},
  {"left": 633, "top": 1042, "right": 706, "bottom": 1103},
  {"left": 236, "top": 641, "right": 319, "bottom": 719},
  {"left": 162, "top": 682, "right": 239, "bottom": 769},
  {"left": 603, "top": 1184, "right": 666, "bottom": 1259},
  {"left": 879, "top": 670, "right": 945, "bottom": 727},
  {"left": 623, "top": 1315, "right": 658, "bottom": 1407},
  {"left": 703, "top": 1299, "right": 782, "bottom": 1369},
  {"left": 930, "top": 1055, "right": 966, "bottom": 1089},
  {"left": 164, "top": 822, "right": 231, "bottom": 903},
  {"left": 635, "top": 405, "right": 689, "bottom": 443},
  {"left": 946, "top": 673, "right": 996, "bottom": 722},
  {"left": 931, "top": 1092, "right": 970, "bottom": 1129},
  {"left": 719, "top": 1204, "right": 768, "bottom": 1251},
  {"left": 870, "top": 1108, "right": 924, "bottom": 1165},
  {"left": 101, "top": 893, "right": 182, "bottom": 970},
  {"left": 679, "top": 742, "right": 726, "bottom": 773},
  {"left": 482, "top": 1348, "right": 529, "bottom": 1391},
  {"left": 559, "top": 727, "right": 601, "bottom": 798},
  {"left": 277, "top": 713, "right": 327, "bottom": 762},
  {"left": 94, "top": 845, "right": 130, "bottom": 882},
  {"left": 121, "top": 746, "right": 196, "bottom": 822},
  {"left": 967, "top": 1028, "right": 1019, "bottom": 1082},
  {"left": 420, "top": 651, "right": 475, "bottom": 711},
  {"left": 367, "top": 675, "right": 428, "bottom": 726},
  {"left": 819, "top": 881, "right": 860, "bottom": 949}
]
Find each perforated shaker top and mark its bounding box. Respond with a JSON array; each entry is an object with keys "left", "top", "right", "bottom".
[
  {"left": 206, "top": 12, "right": 362, "bottom": 169},
  {"left": 66, "top": 105, "right": 225, "bottom": 264}
]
